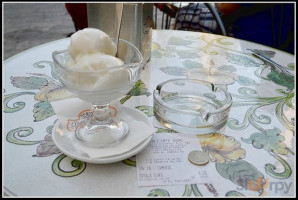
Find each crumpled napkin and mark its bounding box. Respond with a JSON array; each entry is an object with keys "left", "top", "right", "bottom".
[{"left": 50, "top": 97, "right": 156, "bottom": 159}]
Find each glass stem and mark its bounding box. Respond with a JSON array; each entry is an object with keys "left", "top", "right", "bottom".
[{"left": 91, "top": 104, "right": 112, "bottom": 124}]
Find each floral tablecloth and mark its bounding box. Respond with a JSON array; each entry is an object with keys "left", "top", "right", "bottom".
[{"left": 3, "top": 30, "right": 295, "bottom": 197}]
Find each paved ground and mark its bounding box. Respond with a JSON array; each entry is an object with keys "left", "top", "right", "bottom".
[
  {"left": 3, "top": 3, "right": 75, "bottom": 60},
  {"left": 3, "top": 3, "right": 174, "bottom": 60}
]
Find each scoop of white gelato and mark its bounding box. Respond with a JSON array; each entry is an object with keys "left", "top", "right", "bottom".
[
  {"left": 71, "top": 53, "right": 124, "bottom": 71},
  {"left": 65, "top": 28, "right": 132, "bottom": 94},
  {"left": 68, "top": 28, "right": 117, "bottom": 59},
  {"left": 66, "top": 53, "right": 130, "bottom": 91}
]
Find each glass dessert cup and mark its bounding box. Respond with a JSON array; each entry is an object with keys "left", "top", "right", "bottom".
[
  {"left": 52, "top": 39, "right": 143, "bottom": 148},
  {"left": 153, "top": 79, "right": 232, "bottom": 134}
]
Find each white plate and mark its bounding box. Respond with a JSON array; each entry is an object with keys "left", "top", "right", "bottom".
[{"left": 52, "top": 109, "right": 153, "bottom": 164}]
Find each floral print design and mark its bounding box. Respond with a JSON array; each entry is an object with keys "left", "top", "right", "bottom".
[
  {"left": 150, "top": 34, "right": 294, "bottom": 196},
  {"left": 4, "top": 32, "right": 294, "bottom": 197},
  {"left": 196, "top": 133, "right": 246, "bottom": 163},
  {"left": 159, "top": 58, "right": 239, "bottom": 86}
]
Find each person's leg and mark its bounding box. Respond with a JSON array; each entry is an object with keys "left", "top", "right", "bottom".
[{"left": 65, "top": 3, "right": 88, "bottom": 31}]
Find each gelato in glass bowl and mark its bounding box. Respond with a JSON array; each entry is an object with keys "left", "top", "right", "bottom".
[
  {"left": 52, "top": 39, "right": 143, "bottom": 147},
  {"left": 153, "top": 79, "right": 232, "bottom": 134}
]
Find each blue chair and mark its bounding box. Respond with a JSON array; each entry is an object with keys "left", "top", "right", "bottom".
[{"left": 154, "top": 3, "right": 227, "bottom": 36}]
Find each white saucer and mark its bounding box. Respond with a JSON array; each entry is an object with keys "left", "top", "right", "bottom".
[{"left": 52, "top": 108, "right": 153, "bottom": 164}]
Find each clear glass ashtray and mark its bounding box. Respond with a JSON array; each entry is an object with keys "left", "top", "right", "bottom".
[{"left": 153, "top": 79, "right": 232, "bottom": 134}]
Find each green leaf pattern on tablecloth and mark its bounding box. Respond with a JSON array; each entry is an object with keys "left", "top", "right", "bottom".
[
  {"left": 241, "top": 127, "right": 288, "bottom": 155},
  {"left": 10, "top": 76, "right": 48, "bottom": 90},
  {"left": 128, "top": 80, "right": 151, "bottom": 97},
  {"left": 135, "top": 106, "right": 154, "bottom": 117},
  {"left": 120, "top": 80, "right": 151, "bottom": 104},
  {"left": 156, "top": 128, "right": 177, "bottom": 133},
  {"left": 148, "top": 188, "right": 170, "bottom": 196},
  {"left": 33, "top": 101, "right": 55, "bottom": 122},
  {"left": 121, "top": 157, "right": 136, "bottom": 167},
  {"left": 159, "top": 66, "right": 187, "bottom": 77},
  {"left": 168, "top": 37, "right": 193, "bottom": 46},
  {"left": 177, "top": 51, "right": 200, "bottom": 59},
  {"left": 182, "top": 184, "right": 204, "bottom": 196},
  {"left": 225, "top": 191, "right": 245, "bottom": 196},
  {"left": 237, "top": 76, "right": 257, "bottom": 86},
  {"left": 266, "top": 69, "right": 294, "bottom": 91},
  {"left": 4, "top": 92, "right": 36, "bottom": 113},
  {"left": 182, "top": 59, "right": 203, "bottom": 69},
  {"left": 241, "top": 128, "right": 292, "bottom": 179},
  {"left": 287, "top": 63, "right": 294, "bottom": 70},
  {"left": 217, "top": 64, "right": 237, "bottom": 72},
  {"left": 52, "top": 154, "right": 86, "bottom": 177},
  {"left": 216, "top": 160, "right": 266, "bottom": 195},
  {"left": 265, "top": 151, "right": 292, "bottom": 179},
  {"left": 151, "top": 51, "right": 163, "bottom": 58},
  {"left": 6, "top": 127, "right": 42, "bottom": 145},
  {"left": 33, "top": 61, "right": 58, "bottom": 80},
  {"left": 226, "top": 52, "right": 260, "bottom": 68}
]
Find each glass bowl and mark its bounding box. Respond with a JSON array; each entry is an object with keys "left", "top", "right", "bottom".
[
  {"left": 52, "top": 39, "right": 143, "bottom": 147},
  {"left": 153, "top": 78, "right": 232, "bottom": 134},
  {"left": 52, "top": 39, "right": 143, "bottom": 105}
]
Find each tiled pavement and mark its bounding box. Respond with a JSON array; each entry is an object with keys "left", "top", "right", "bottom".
[{"left": 3, "top": 3, "right": 75, "bottom": 60}]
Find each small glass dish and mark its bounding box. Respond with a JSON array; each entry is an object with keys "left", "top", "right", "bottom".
[
  {"left": 153, "top": 79, "right": 232, "bottom": 134},
  {"left": 52, "top": 39, "right": 143, "bottom": 148}
]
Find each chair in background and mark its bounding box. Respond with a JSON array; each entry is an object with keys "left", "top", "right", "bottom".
[
  {"left": 154, "top": 3, "right": 227, "bottom": 36},
  {"left": 204, "top": 3, "right": 227, "bottom": 36},
  {"left": 155, "top": 3, "right": 294, "bottom": 54},
  {"left": 174, "top": 3, "right": 227, "bottom": 36},
  {"left": 153, "top": 3, "right": 179, "bottom": 29}
]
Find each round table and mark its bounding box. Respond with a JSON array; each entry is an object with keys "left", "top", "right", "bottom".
[{"left": 4, "top": 30, "right": 295, "bottom": 197}]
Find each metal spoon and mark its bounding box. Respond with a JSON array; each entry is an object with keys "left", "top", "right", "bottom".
[
  {"left": 115, "top": 3, "right": 124, "bottom": 57},
  {"left": 252, "top": 52, "right": 292, "bottom": 76}
]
